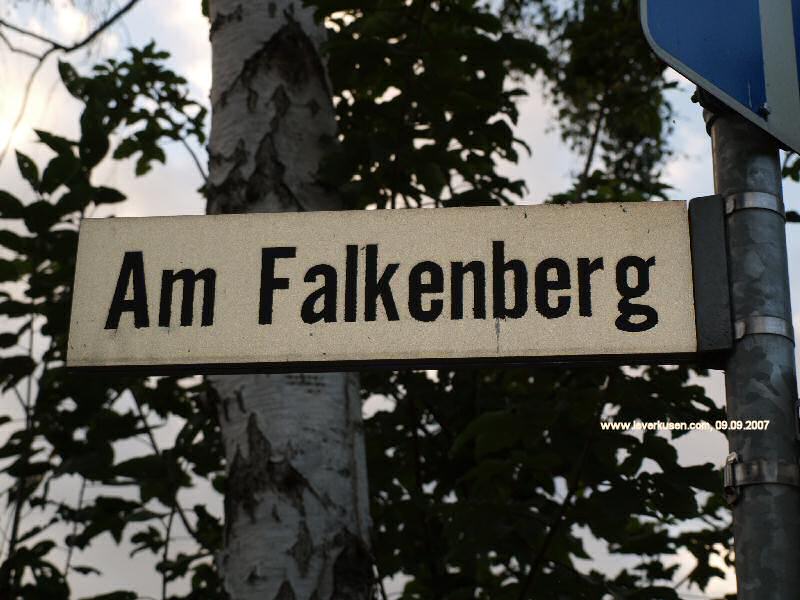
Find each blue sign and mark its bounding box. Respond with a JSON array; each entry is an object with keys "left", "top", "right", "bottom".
[{"left": 641, "top": 0, "right": 800, "bottom": 154}]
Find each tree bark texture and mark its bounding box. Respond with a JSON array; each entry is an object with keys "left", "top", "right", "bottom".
[{"left": 206, "top": 2, "right": 372, "bottom": 598}]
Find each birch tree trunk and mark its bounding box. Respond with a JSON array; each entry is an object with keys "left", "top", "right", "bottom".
[{"left": 206, "top": 2, "right": 372, "bottom": 598}]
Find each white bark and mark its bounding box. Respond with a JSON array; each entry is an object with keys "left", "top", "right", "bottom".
[{"left": 206, "top": 2, "right": 371, "bottom": 598}]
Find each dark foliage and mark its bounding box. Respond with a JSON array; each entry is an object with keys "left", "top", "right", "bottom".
[
  {"left": 0, "top": 45, "right": 225, "bottom": 599},
  {"left": 0, "top": 2, "right": 736, "bottom": 599}
]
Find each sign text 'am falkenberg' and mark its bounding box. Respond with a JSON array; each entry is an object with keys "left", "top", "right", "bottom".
[{"left": 67, "top": 201, "right": 730, "bottom": 372}]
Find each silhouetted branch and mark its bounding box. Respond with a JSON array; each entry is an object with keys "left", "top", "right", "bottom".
[
  {"left": 0, "top": 0, "right": 141, "bottom": 59},
  {"left": 0, "top": 0, "right": 143, "bottom": 165}
]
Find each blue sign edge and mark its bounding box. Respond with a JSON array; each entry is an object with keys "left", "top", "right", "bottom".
[{"left": 638, "top": 0, "right": 788, "bottom": 149}]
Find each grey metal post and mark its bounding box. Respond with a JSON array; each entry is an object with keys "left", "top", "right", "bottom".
[{"left": 704, "top": 106, "right": 800, "bottom": 597}]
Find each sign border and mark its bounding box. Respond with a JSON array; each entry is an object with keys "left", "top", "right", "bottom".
[{"left": 70, "top": 351, "right": 705, "bottom": 376}]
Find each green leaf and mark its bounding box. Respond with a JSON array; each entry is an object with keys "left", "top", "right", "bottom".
[
  {"left": 79, "top": 110, "right": 110, "bottom": 169},
  {"left": 0, "top": 299, "right": 32, "bottom": 318},
  {"left": 0, "top": 230, "right": 30, "bottom": 253},
  {"left": 0, "top": 190, "right": 25, "bottom": 218},
  {"left": 0, "top": 355, "right": 36, "bottom": 389},
  {"left": 0, "top": 332, "right": 19, "bottom": 348},
  {"left": 0, "top": 258, "right": 26, "bottom": 283},
  {"left": 81, "top": 592, "right": 137, "bottom": 600},
  {"left": 35, "top": 130, "right": 74, "bottom": 155},
  {"left": 93, "top": 186, "right": 126, "bottom": 205},
  {"left": 16, "top": 151, "right": 40, "bottom": 190},
  {"left": 58, "top": 60, "right": 85, "bottom": 98},
  {"left": 70, "top": 564, "right": 101, "bottom": 576},
  {"left": 41, "top": 153, "right": 80, "bottom": 195},
  {"left": 23, "top": 200, "right": 60, "bottom": 234}
]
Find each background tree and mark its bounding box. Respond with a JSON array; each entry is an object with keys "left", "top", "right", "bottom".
[
  {"left": 344, "top": 2, "right": 731, "bottom": 597},
  {"left": 0, "top": 44, "right": 225, "bottom": 599},
  {"left": 0, "top": 0, "right": 736, "bottom": 599}
]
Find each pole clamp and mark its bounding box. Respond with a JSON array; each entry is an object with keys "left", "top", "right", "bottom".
[
  {"left": 724, "top": 191, "right": 785, "bottom": 218},
  {"left": 733, "top": 315, "right": 794, "bottom": 343},
  {"left": 724, "top": 452, "right": 800, "bottom": 506}
]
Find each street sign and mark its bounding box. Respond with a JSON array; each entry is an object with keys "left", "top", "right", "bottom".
[
  {"left": 640, "top": 0, "right": 800, "bottom": 154},
  {"left": 67, "top": 201, "right": 730, "bottom": 373}
]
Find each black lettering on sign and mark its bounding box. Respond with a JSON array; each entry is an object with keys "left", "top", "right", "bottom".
[
  {"left": 577, "top": 257, "right": 604, "bottom": 317},
  {"left": 158, "top": 268, "right": 216, "bottom": 327},
  {"left": 451, "top": 261, "right": 486, "bottom": 320},
  {"left": 492, "top": 241, "right": 527, "bottom": 319},
  {"left": 302, "top": 264, "right": 337, "bottom": 324},
  {"left": 105, "top": 251, "right": 150, "bottom": 329},
  {"left": 345, "top": 244, "right": 358, "bottom": 323},
  {"left": 615, "top": 256, "right": 658, "bottom": 332},
  {"left": 408, "top": 261, "right": 444, "bottom": 322},
  {"left": 365, "top": 244, "right": 400, "bottom": 321},
  {"left": 535, "top": 258, "right": 571, "bottom": 319},
  {"left": 259, "top": 247, "right": 296, "bottom": 325}
]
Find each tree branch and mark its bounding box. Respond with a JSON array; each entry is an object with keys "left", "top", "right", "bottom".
[
  {"left": 161, "top": 507, "right": 176, "bottom": 600},
  {"left": 64, "top": 478, "right": 86, "bottom": 574},
  {"left": 131, "top": 395, "right": 199, "bottom": 542},
  {"left": 516, "top": 398, "right": 605, "bottom": 600},
  {"left": 406, "top": 395, "right": 444, "bottom": 599},
  {"left": 0, "top": 50, "right": 52, "bottom": 166},
  {"left": 0, "top": 31, "right": 39, "bottom": 59},
  {"left": 180, "top": 138, "right": 209, "bottom": 183},
  {"left": 0, "top": 0, "right": 141, "bottom": 58},
  {"left": 572, "top": 98, "right": 607, "bottom": 203},
  {"left": 0, "top": 0, "right": 143, "bottom": 165}
]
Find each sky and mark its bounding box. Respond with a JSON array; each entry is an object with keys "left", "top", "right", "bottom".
[{"left": 4, "top": 0, "right": 800, "bottom": 597}]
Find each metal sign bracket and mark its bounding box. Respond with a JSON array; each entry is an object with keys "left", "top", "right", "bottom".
[
  {"left": 724, "top": 192, "right": 785, "bottom": 219},
  {"left": 733, "top": 316, "right": 795, "bottom": 343},
  {"left": 724, "top": 452, "right": 800, "bottom": 506}
]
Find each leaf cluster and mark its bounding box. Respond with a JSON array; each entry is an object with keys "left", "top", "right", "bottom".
[
  {"left": 324, "top": 1, "right": 735, "bottom": 598},
  {"left": 523, "top": 0, "right": 677, "bottom": 204},
  {"left": 0, "top": 46, "right": 223, "bottom": 600},
  {"left": 364, "top": 365, "right": 731, "bottom": 599},
  {"left": 313, "top": 0, "right": 547, "bottom": 209}
]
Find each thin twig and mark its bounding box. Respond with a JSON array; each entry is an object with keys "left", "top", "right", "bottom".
[
  {"left": 131, "top": 395, "right": 199, "bottom": 540},
  {"left": 180, "top": 138, "right": 208, "bottom": 182},
  {"left": 0, "top": 19, "right": 60, "bottom": 49},
  {"left": 782, "top": 151, "right": 794, "bottom": 173},
  {"left": 11, "top": 386, "right": 27, "bottom": 412},
  {"left": 25, "top": 314, "right": 35, "bottom": 418},
  {"left": 161, "top": 507, "right": 176, "bottom": 600},
  {"left": 0, "top": 49, "right": 54, "bottom": 164},
  {"left": 516, "top": 397, "right": 606, "bottom": 600},
  {"left": 0, "top": 31, "right": 40, "bottom": 59},
  {"left": 4, "top": 314, "right": 39, "bottom": 586},
  {"left": 405, "top": 396, "right": 444, "bottom": 598},
  {"left": 0, "top": 0, "right": 144, "bottom": 165},
  {"left": 377, "top": 574, "right": 389, "bottom": 600},
  {"left": 572, "top": 99, "right": 606, "bottom": 203},
  {"left": 64, "top": 478, "right": 86, "bottom": 574},
  {"left": 0, "top": 0, "right": 142, "bottom": 57}
]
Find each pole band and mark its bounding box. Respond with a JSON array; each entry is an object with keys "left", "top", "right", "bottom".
[
  {"left": 734, "top": 315, "right": 794, "bottom": 343},
  {"left": 724, "top": 191, "right": 785, "bottom": 218},
  {"left": 724, "top": 452, "right": 800, "bottom": 506}
]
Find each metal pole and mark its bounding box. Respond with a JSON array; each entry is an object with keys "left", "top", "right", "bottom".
[{"left": 704, "top": 106, "right": 800, "bottom": 597}]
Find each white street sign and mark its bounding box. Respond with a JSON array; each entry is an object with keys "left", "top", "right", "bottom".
[{"left": 67, "top": 202, "right": 727, "bottom": 373}]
